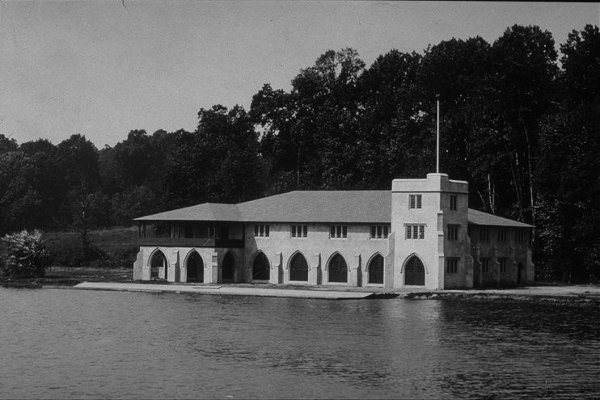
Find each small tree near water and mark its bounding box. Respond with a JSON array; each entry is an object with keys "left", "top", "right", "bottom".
[{"left": 0, "top": 230, "right": 50, "bottom": 280}]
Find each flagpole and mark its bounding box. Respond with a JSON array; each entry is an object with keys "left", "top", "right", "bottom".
[{"left": 436, "top": 95, "right": 440, "bottom": 173}]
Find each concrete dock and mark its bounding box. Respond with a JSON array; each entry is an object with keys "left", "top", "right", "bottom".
[
  {"left": 72, "top": 281, "right": 599, "bottom": 301},
  {"left": 73, "top": 282, "right": 382, "bottom": 299}
]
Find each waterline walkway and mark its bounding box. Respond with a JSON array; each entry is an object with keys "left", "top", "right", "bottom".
[
  {"left": 73, "top": 282, "right": 384, "bottom": 299},
  {"left": 72, "top": 281, "right": 599, "bottom": 300}
]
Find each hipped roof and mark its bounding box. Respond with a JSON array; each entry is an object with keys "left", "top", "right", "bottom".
[{"left": 135, "top": 190, "right": 533, "bottom": 228}]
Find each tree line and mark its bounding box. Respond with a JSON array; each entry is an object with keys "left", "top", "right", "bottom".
[{"left": 1, "top": 25, "right": 598, "bottom": 282}]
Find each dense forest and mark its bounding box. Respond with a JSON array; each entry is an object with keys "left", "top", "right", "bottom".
[{"left": 1, "top": 25, "right": 598, "bottom": 282}]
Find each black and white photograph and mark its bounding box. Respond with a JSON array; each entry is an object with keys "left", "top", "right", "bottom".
[{"left": 0, "top": 1, "right": 598, "bottom": 399}]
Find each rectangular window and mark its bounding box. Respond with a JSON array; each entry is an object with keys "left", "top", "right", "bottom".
[
  {"left": 254, "top": 224, "right": 270, "bottom": 237},
  {"left": 497, "top": 229, "right": 507, "bottom": 242},
  {"left": 409, "top": 194, "right": 422, "bottom": 209},
  {"left": 479, "top": 228, "right": 490, "bottom": 242},
  {"left": 481, "top": 258, "right": 490, "bottom": 273},
  {"left": 291, "top": 225, "right": 307, "bottom": 238},
  {"left": 499, "top": 258, "right": 507, "bottom": 273},
  {"left": 446, "top": 258, "right": 459, "bottom": 274},
  {"left": 370, "top": 225, "right": 390, "bottom": 239},
  {"left": 448, "top": 224, "right": 459, "bottom": 241},
  {"left": 405, "top": 224, "right": 425, "bottom": 239},
  {"left": 330, "top": 225, "right": 347, "bottom": 239},
  {"left": 208, "top": 225, "right": 216, "bottom": 238},
  {"left": 450, "top": 195, "right": 457, "bottom": 210}
]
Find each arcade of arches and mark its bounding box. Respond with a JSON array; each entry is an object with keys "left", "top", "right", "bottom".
[
  {"left": 404, "top": 256, "right": 425, "bottom": 286},
  {"left": 222, "top": 252, "right": 235, "bottom": 282},
  {"left": 150, "top": 250, "right": 168, "bottom": 280},
  {"left": 289, "top": 253, "right": 309, "bottom": 281},
  {"left": 145, "top": 249, "right": 393, "bottom": 286},
  {"left": 252, "top": 252, "right": 270, "bottom": 281},
  {"left": 328, "top": 253, "right": 348, "bottom": 283},
  {"left": 368, "top": 254, "right": 384, "bottom": 284},
  {"left": 186, "top": 251, "right": 204, "bottom": 283}
]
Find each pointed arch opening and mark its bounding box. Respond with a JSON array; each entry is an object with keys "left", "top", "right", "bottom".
[
  {"left": 221, "top": 252, "right": 235, "bottom": 282},
  {"left": 367, "top": 254, "right": 384, "bottom": 284},
  {"left": 252, "top": 252, "right": 270, "bottom": 281},
  {"left": 404, "top": 255, "right": 425, "bottom": 286},
  {"left": 328, "top": 253, "right": 348, "bottom": 283},
  {"left": 150, "top": 249, "right": 168, "bottom": 280},
  {"left": 186, "top": 251, "right": 204, "bottom": 283},
  {"left": 517, "top": 262, "right": 524, "bottom": 285},
  {"left": 289, "top": 252, "right": 308, "bottom": 282}
]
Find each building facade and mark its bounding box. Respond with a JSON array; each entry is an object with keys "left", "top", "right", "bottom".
[{"left": 132, "top": 174, "right": 534, "bottom": 289}]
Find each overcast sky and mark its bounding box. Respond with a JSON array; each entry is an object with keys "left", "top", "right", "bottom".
[{"left": 1, "top": 1, "right": 598, "bottom": 147}]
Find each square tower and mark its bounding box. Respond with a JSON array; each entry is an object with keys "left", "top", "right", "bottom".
[{"left": 389, "top": 173, "right": 469, "bottom": 289}]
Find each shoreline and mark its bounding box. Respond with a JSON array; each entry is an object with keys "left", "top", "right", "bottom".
[{"left": 2, "top": 271, "right": 598, "bottom": 305}]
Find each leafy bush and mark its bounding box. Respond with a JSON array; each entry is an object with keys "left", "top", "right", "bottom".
[
  {"left": 44, "top": 233, "right": 87, "bottom": 268},
  {"left": 0, "top": 230, "right": 51, "bottom": 279}
]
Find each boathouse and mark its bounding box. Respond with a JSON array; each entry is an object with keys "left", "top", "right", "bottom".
[{"left": 133, "top": 173, "right": 534, "bottom": 289}]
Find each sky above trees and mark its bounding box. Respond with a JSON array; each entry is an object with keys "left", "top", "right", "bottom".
[{"left": 0, "top": 1, "right": 597, "bottom": 147}]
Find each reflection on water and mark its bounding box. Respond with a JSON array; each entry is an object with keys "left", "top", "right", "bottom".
[{"left": 0, "top": 289, "right": 598, "bottom": 399}]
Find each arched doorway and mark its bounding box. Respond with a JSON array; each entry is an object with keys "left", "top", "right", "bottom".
[
  {"left": 289, "top": 252, "right": 308, "bottom": 282},
  {"left": 150, "top": 250, "right": 168, "bottom": 280},
  {"left": 187, "top": 251, "right": 204, "bottom": 283},
  {"left": 328, "top": 253, "right": 347, "bottom": 283},
  {"left": 222, "top": 252, "right": 235, "bottom": 282},
  {"left": 404, "top": 256, "right": 425, "bottom": 286},
  {"left": 252, "top": 252, "right": 270, "bottom": 281},
  {"left": 368, "top": 254, "right": 384, "bottom": 284}
]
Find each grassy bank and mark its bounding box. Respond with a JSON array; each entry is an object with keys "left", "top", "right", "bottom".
[
  {"left": 42, "top": 226, "right": 139, "bottom": 269},
  {"left": 44, "top": 266, "right": 132, "bottom": 283}
]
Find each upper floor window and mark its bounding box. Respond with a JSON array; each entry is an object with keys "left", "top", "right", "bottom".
[
  {"left": 291, "top": 224, "right": 307, "bottom": 238},
  {"left": 448, "top": 224, "right": 459, "bottom": 241},
  {"left": 479, "top": 228, "right": 490, "bottom": 242},
  {"left": 330, "top": 225, "right": 347, "bottom": 239},
  {"left": 497, "top": 229, "right": 507, "bottom": 242},
  {"left": 446, "top": 258, "right": 459, "bottom": 274},
  {"left": 220, "top": 226, "right": 229, "bottom": 239},
  {"left": 405, "top": 224, "right": 425, "bottom": 239},
  {"left": 515, "top": 229, "right": 527, "bottom": 243},
  {"left": 481, "top": 257, "right": 490, "bottom": 273},
  {"left": 499, "top": 258, "right": 508, "bottom": 273},
  {"left": 450, "top": 195, "right": 457, "bottom": 210},
  {"left": 371, "top": 225, "right": 390, "bottom": 239},
  {"left": 208, "top": 225, "right": 216, "bottom": 238},
  {"left": 254, "top": 224, "right": 270, "bottom": 237},
  {"left": 409, "top": 194, "right": 422, "bottom": 209}
]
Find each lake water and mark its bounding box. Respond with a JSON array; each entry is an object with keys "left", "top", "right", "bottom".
[{"left": 0, "top": 288, "right": 598, "bottom": 399}]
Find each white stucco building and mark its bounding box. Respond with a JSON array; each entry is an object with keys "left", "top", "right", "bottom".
[{"left": 133, "top": 173, "right": 534, "bottom": 289}]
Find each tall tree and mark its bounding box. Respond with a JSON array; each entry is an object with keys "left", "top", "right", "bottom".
[
  {"left": 357, "top": 49, "right": 428, "bottom": 188},
  {"left": 0, "top": 134, "right": 18, "bottom": 153},
  {"left": 489, "top": 25, "right": 559, "bottom": 224},
  {"left": 165, "top": 106, "right": 264, "bottom": 206},
  {"left": 56, "top": 134, "right": 103, "bottom": 255},
  {"left": 252, "top": 48, "right": 367, "bottom": 191},
  {"left": 535, "top": 24, "right": 600, "bottom": 282}
]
